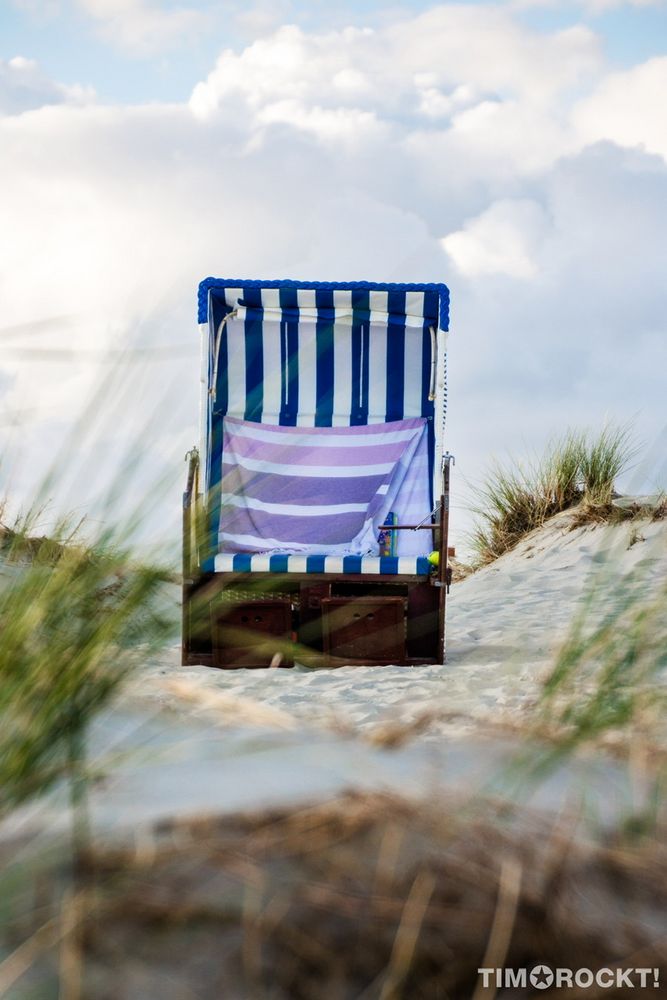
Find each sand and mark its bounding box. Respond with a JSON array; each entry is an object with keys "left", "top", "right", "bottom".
[{"left": 130, "top": 511, "right": 667, "bottom": 743}]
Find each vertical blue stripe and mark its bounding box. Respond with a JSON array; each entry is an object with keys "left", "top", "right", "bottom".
[
  {"left": 421, "top": 292, "right": 438, "bottom": 511},
  {"left": 315, "top": 288, "right": 334, "bottom": 426},
  {"left": 361, "top": 320, "right": 370, "bottom": 424},
  {"left": 285, "top": 319, "right": 299, "bottom": 426},
  {"left": 279, "top": 318, "right": 288, "bottom": 416},
  {"left": 306, "top": 554, "right": 326, "bottom": 573},
  {"left": 279, "top": 287, "right": 299, "bottom": 425},
  {"left": 244, "top": 287, "right": 263, "bottom": 422},
  {"left": 233, "top": 554, "right": 252, "bottom": 573},
  {"left": 350, "top": 320, "right": 362, "bottom": 424},
  {"left": 421, "top": 319, "right": 435, "bottom": 509},
  {"left": 350, "top": 288, "right": 370, "bottom": 425},
  {"left": 269, "top": 554, "right": 289, "bottom": 573},
  {"left": 244, "top": 313, "right": 263, "bottom": 422},
  {"left": 385, "top": 289, "right": 406, "bottom": 422}
]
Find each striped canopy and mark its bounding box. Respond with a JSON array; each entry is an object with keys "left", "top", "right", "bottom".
[{"left": 198, "top": 278, "right": 450, "bottom": 564}]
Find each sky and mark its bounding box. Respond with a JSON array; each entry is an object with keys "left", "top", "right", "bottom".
[{"left": 1, "top": 0, "right": 666, "bottom": 552}]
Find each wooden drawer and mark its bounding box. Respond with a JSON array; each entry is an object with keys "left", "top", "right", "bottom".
[
  {"left": 321, "top": 596, "right": 406, "bottom": 663},
  {"left": 212, "top": 600, "right": 293, "bottom": 668}
]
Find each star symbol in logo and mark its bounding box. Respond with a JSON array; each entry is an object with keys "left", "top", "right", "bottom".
[{"left": 530, "top": 965, "right": 555, "bottom": 990}]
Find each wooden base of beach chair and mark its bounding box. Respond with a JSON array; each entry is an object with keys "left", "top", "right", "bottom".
[{"left": 182, "top": 573, "right": 442, "bottom": 669}]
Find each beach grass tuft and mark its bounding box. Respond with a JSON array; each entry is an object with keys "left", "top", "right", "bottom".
[
  {"left": 0, "top": 512, "right": 174, "bottom": 816},
  {"left": 540, "top": 536, "right": 667, "bottom": 758},
  {"left": 471, "top": 426, "right": 634, "bottom": 564}
]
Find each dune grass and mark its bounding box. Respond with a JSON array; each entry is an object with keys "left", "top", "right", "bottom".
[
  {"left": 0, "top": 358, "right": 184, "bottom": 824},
  {"left": 540, "top": 538, "right": 667, "bottom": 761},
  {"left": 0, "top": 512, "right": 174, "bottom": 819},
  {"left": 471, "top": 426, "right": 633, "bottom": 564}
]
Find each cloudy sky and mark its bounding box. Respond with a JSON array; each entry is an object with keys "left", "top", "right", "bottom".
[{"left": 1, "top": 0, "right": 666, "bottom": 551}]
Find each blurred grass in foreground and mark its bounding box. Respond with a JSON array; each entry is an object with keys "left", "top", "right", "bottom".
[
  {"left": 0, "top": 515, "right": 173, "bottom": 815},
  {"left": 537, "top": 518, "right": 667, "bottom": 787},
  {"left": 494, "top": 502, "right": 667, "bottom": 837},
  {"left": 0, "top": 355, "right": 182, "bottom": 829},
  {"left": 543, "top": 560, "right": 666, "bottom": 749}
]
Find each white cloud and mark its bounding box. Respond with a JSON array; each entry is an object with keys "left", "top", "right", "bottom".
[
  {"left": 190, "top": 12, "right": 601, "bottom": 126},
  {"left": 8, "top": 1, "right": 62, "bottom": 15},
  {"left": 415, "top": 81, "right": 476, "bottom": 120},
  {"left": 582, "top": 0, "right": 664, "bottom": 11},
  {"left": 78, "top": 0, "right": 205, "bottom": 53},
  {"left": 11, "top": 0, "right": 204, "bottom": 53},
  {"left": 512, "top": 0, "right": 664, "bottom": 10},
  {"left": 574, "top": 57, "right": 667, "bottom": 161},
  {"left": 231, "top": 0, "right": 295, "bottom": 40},
  {"left": 0, "top": 56, "right": 94, "bottom": 115},
  {"left": 442, "top": 199, "right": 550, "bottom": 278}
]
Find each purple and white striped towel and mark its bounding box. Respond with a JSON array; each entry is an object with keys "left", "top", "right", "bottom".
[{"left": 218, "top": 416, "right": 429, "bottom": 555}]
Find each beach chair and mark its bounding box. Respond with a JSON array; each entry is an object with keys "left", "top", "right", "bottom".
[{"left": 182, "top": 278, "right": 452, "bottom": 668}]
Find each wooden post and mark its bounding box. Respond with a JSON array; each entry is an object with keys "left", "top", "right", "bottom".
[
  {"left": 182, "top": 447, "right": 200, "bottom": 665},
  {"left": 437, "top": 453, "right": 453, "bottom": 664}
]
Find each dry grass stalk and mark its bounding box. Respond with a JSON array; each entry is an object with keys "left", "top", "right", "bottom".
[
  {"left": 4, "top": 792, "right": 665, "bottom": 998},
  {"left": 59, "top": 888, "right": 85, "bottom": 1000},
  {"left": 0, "top": 917, "right": 61, "bottom": 995},
  {"left": 378, "top": 870, "right": 436, "bottom": 1000},
  {"left": 165, "top": 678, "right": 298, "bottom": 730},
  {"left": 471, "top": 855, "right": 522, "bottom": 1000}
]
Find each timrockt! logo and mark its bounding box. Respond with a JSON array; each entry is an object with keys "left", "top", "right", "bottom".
[{"left": 477, "top": 967, "right": 661, "bottom": 989}]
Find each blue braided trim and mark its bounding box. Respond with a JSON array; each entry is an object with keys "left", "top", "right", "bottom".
[{"left": 198, "top": 277, "right": 450, "bottom": 331}]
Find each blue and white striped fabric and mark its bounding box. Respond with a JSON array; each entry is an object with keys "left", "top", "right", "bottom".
[
  {"left": 218, "top": 416, "right": 429, "bottom": 556},
  {"left": 203, "top": 282, "right": 446, "bottom": 431},
  {"left": 212, "top": 553, "right": 432, "bottom": 575},
  {"left": 198, "top": 279, "right": 449, "bottom": 575}
]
